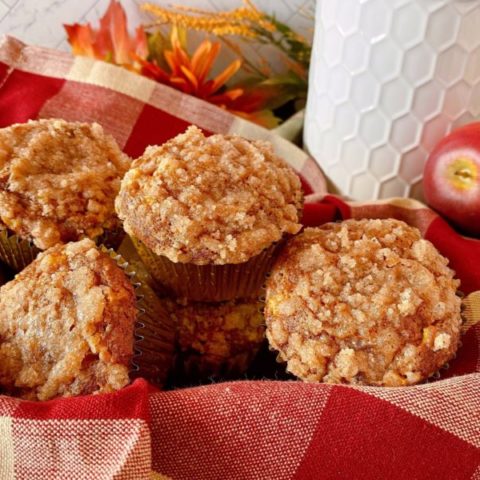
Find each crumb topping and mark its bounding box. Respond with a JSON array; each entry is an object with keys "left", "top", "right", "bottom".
[
  {"left": 0, "top": 239, "right": 136, "bottom": 400},
  {"left": 265, "top": 219, "right": 462, "bottom": 387},
  {"left": 0, "top": 119, "right": 131, "bottom": 249},
  {"left": 171, "top": 299, "right": 265, "bottom": 359},
  {"left": 116, "top": 126, "right": 303, "bottom": 265}
]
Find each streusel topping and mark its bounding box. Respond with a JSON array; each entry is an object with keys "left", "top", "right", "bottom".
[
  {"left": 0, "top": 239, "right": 136, "bottom": 400},
  {"left": 0, "top": 119, "right": 131, "bottom": 249},
  {"left": 116, "top": 126, "right": 303, "bottom": 264},
  {"left": 265, "top": 219, "right": 462, "bottom": 387}
]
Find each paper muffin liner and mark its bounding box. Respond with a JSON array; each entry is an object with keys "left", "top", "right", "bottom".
[
  {"left": 0, "top": 229, "right": 41, "bottom": 272},
  {"left": 0, "top": 225, "right": 126, "bottom": 274},
  {"left": 461, "top": 290, "right": 480, "bottom": 334},
  {"left": 117, "top": 236, "right": 169, "bottom": 298},
  {"left": 102, "top": 247, "right": 175, "bottom": 388},
  {"left": 131, "top": 236, "right": 281, "bottom": 302},
  {"left": 167, "top": 298, "right": 265, "bottom": 385}
]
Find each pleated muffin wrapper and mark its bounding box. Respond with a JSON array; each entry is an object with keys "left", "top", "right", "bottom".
[
  {"left": 101, "top": 246, "right": 175, "bottom": 388},
  {"left": 0, "top": 228, "right": 41, "bottom": 272},
  {"left": 0, "top": 226, "right": 125, "bottom": 274},
  {"left": 461, "top": 290, "right": 480, "bottom": 334},
  {"left": 131, "top": 236, "right": 282, "bottom": 302}
]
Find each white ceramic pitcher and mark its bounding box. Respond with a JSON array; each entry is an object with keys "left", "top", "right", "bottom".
[{"left": 304, "top": 0, "right": 480, "bottom": 200}]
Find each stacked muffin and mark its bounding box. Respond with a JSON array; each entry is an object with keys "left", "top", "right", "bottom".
[{"left": 116, "top": 126, "right": 304, "bottom": 381}]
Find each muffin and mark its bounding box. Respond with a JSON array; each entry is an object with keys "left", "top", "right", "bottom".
[
  {"left": 170, "top": 298, "right": 265, "bottom": 382},
  {"left": 0, "top": 239, "right": 136, "bottom": 400},
  {"left": 265, "top": 219, "right": 462, "bottom": 387},
  {"left": 0, "top": 119, "right": 130, "bottom": 270},
  {"left": 116, "top": 125, "right": 303, "bottom": 302}
]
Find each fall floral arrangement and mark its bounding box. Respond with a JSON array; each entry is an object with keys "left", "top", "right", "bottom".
[{"left": 64, "top": 0, "right": 311, "bottom": 128}]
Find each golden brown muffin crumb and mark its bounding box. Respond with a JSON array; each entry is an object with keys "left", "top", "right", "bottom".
[
  {"left": 116, "top": 126, "right": 303, "bottom": 265},
  {"left": 265, "top": 219, "right": 462, "bottom": 386},
  {"left": 170, "top": 299, "right": 265, "bottom": 377},
  {"left": 0, "top": 239, "right": 136, "bottom": 400},
  {"left": 0, "top": 119, "right": 131, "bottom": 249}
]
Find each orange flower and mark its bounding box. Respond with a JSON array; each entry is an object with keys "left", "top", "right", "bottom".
[
  {"left": 64, "top": 0, "right": 148, "bottom": 69},
  {"left": 65, "top": 1, "right": 279, "bottom": 128},
  {"left": 141, "top": 27, "right": 240, "bottom": 97},
  {"left": 141, "top": 27, "right": 278, "bottom": 127}
]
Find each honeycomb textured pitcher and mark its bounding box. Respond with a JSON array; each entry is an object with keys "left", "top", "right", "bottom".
[{"left": 304, "top": 0, "right": 480, "bottom": 200}]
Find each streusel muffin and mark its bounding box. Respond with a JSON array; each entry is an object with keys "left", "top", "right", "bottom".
[
  {"left": 265, "top": 219, "right": 462, "bottom": 387},
  {"left": 116, "top": 125, "right": 303, "bottom": 301},
  {"left": 0, "top": 239, "right": 136, "bottom": 400},
  {"left": 170, "top": 299, "right": 265, "bottom": 382},
  {"left": 0, "top": 119, "right": 130, "bottom": 270}
]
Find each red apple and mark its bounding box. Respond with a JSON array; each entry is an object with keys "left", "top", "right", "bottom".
[{"left": 423, "top": 123, "right": 480, "bottom": 237}]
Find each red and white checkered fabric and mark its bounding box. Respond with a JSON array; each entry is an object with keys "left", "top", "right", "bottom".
[{"left": 0, "top": 36, "right": 479, "bottom": 480}]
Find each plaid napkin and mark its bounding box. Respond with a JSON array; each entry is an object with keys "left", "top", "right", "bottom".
[{"left": 0, "top": 36, "right": 479, "bottom": 480}]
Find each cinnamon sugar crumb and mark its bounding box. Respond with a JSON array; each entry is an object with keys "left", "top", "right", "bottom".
[
  {"left": 0, "top": 239, "right": 136, "bottom": 400},
  {"left": 0, "top": 119, "right": 131, "bottom": 249},
  {"left": 116, "top": 126, "right": 303, "bottom": 265},
  {"left": 265, "top": 219, "right": 462, "bottom": 387}
]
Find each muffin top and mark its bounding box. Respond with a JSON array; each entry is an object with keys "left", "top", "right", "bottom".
[
  {"left": 0, "top": 119, "right": 131, "bottom": 250},
  {"left": 0, "top": 239, "right": 136, "bottom": 400},
  {"left": 171, "top": 299, "right": 265, "bottom": 359},
  {"left": 116, "top": 126, "right": 303, "bottom": 265},
  {"left": 265, "top": 219, "right": 462, "bottom": 387}
]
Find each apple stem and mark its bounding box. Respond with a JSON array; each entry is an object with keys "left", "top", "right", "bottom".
[{"left": 455, "top": 167, "right": 473, "bottom": 179}]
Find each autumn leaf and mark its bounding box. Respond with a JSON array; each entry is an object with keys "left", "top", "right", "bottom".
[{"left": 64, "top": 0, "right": 148, "bottom": 70}]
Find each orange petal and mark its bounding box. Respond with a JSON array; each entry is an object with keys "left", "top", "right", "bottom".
[
  {"left": 208, "top": 59, "right": 242, "bottom": 95},
  {"left": 180, "top": 65, "right": 199, "bottom": 92},
  {"left": 169, "top": 26, "right": 191, "bottom": 68},
  {"left": 191, "top": 41, "right": 220, "bottom": 83},
  {"left": 173, "top": 42, "right": 191, "bottom": 69},
  {"left": 164, "top": 50, "right": 181, "bottom": 75}
]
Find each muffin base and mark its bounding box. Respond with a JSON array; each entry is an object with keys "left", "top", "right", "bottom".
[
  {"left": 174, "top": 348, "right": 262, "bottom": 384},
  {"left": 132, "top": 236, "right": 280, "bottom": 302}
]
